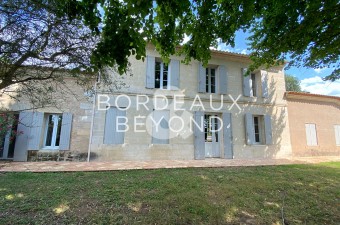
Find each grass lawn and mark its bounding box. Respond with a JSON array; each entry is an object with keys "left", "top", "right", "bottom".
[{"left": 0, "top": 162, "right": 339, "bottom": 225}]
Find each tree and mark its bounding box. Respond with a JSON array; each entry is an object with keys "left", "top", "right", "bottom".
[
  {"left": 0, "top": 0, "right": 101, "bottom": 108},
  {"left": 56, "top": 0, "right": 339, "bottom": 80},
  {"left": 285, "top": 74, "right": 301, "bottom": 92}
]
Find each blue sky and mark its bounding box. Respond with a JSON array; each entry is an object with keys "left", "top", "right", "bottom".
[{"left": 217, "top": 31, "right": 340, "bottom": 96}]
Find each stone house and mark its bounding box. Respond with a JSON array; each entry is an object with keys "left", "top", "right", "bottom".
[
  {"left": 1, "top": 46, "right": 293, "bottom": 161},
  {"left": 286, "top": 92, "right": 340, "bottom": 156}
]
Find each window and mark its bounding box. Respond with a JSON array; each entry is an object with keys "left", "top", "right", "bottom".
[
  {"left": 251, "top": 73, "right": 257, "bottom": 97},
  {"left": 253, "top": 115, "right": 265, "bottom": 144},
  {"left": 155, "top": 61, "right": 169, "bottom": 89},
  {"left": 44, "top": 114, "right": 62, "bottom": 149},
  {"left": 204, "top": 114, "right": 219, "bottom": 142},
  {"left": 0, "top": 114, "right": 19, "bottom": 158},
  {"left": 206, "top": 68, "right": 217, "bottom": 93},
  {"left": 305, "top": 123, "right": 318, "bottom": 146},
  {"left": 334, "top": 125, "right": 340, "bottom": 146}
]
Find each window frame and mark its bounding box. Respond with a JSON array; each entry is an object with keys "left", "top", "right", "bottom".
[
  {"left": 43, "top": 114, "right": 63, "bottom": 150},
  {"left": 253, "top": 115, "right": 265, "bottom": 144},
  {"left": 251, "top": 73, "right": 257, "bottom": 97},
  {"left": 155, "top": 60, "right": 170, "bottom": 90},
  {"left": 206, "top": 67, "right": 217, "bottom": 93}
]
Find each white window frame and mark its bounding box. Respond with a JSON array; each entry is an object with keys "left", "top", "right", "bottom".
[
  {"left": 43, "top": 114, "right": 62, "bottom": 150},
  {"left": 253, "top": 115, "right": 265, "bottom": 144},
  {"left": 206, "top": 67, "right": 217, "bottom": 93},
  {"left": 155, "top": 60, "right": 170, "bottom": 90}
]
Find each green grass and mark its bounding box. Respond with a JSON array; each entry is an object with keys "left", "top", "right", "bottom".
[{"left": 0, "top": 163, "right": 339, "bottom": 225}]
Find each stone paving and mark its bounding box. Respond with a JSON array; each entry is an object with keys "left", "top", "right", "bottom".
[{"left": 0, "top": 156, "right": 339, "bottom": 172}]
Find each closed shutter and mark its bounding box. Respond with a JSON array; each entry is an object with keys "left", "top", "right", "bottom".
[
  {"left": 115, "top": 109, "right": 126, "bottom": 144},
  {"left": 170, "top": 59, "right": 180, "bottom": 90},
  {"left": 145, "top": 56, "right": 155, "bottom": 88},
  {"left": 264, "top": 114, "right": 273, "bottom": 145},
  {"left": 242, "top": 68, "right": 251, "bottom": 97},
  {"left": 245, "top": 113, "right": 255, "bottom": 145},
  {"left": 305, "top": 124, "right": 317, "bottom": 146},
  {"left": 261, "top": 70, "right": 269, "bottom": 98},
  {"left": 59, "top": 113, "right": 73, "bottom": 150},
  {"left": 104, "top": 107, "right": 125, "bottom": 144},
  {"left": 198, "top": 63, "right": 206, "bottom": 93},
  {"left": 13, "top": 111, "right": 32, "bottom": 161},
  {"left": 152, "top": 110, "right": 170, "bottom": 144},
  {"left": 334, "top": 125, "right": 340, "bottom": 146},
  {"left": 27, "top": 112, "right": 44, "bottom": 150},
  {"left": 222, "top": 112, "right": 233, "bottom": 159},
  {"left": 194, "top": 111, "right": 205, "bottom": 159},
  {"left": 219, "top": 65, "right": 227, "bottom": 94}
]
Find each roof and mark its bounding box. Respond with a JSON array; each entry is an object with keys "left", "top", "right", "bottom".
[{"left": 285, "top": 91, "right": 340, "bottom": 105}]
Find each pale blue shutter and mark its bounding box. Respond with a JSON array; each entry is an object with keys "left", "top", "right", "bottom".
[
  {"left": 245, "top": 113, "right": 255, "bottom": 145},
  {"left": 152, "top": 110, "right": 170, "bottom": 144},
  {"left": 59, "top": 113, "right": 73, "bottom": 150},
  {"left": 115, "top": 109, "right": 126, "bottom": 144},
  {"left": 13, "top": 111, "right": 32, "bottom": 161},
  {"left": 264, "top": 114, "right": 273, "bottom": 145},
  {"left": 261, "top": 71, "right": 269, "bottom": 98},
  {"left": 27, "top": 112, "right": 44, "bottom": 150},
  {"left": 198, "top": 63, "right": 206, "bottom": 93},
  {"left": 222, "top": 112, "right": 233, "bottom": 159},
  {"left": 194, "top": 111, "right": 205, "bottom": 159},
  {"left": 242, "top": 68, "right": 251, "bottom": 97},
  {"left": 219, "top": 65, "right": 227, "bottom": 94},
  {"left": 104, "top": 107, "right": 125, "bottom": 144},
  {"left": 145, "top": 56, "right": 155, "bottom": 88},
  {"left": 170, "top": 59, "right": 180, "bottom": 90}
]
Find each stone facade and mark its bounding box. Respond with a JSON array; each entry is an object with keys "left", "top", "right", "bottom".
[{"left": 0, "top": 46, "right": 294, "bottom": 161}]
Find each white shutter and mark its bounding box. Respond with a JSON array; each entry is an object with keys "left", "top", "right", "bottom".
[
  {"left": 145, "top": 56, "right": 155, "bottom": 88},
  {"left": 170, "top": 59, "right": 180, "bottom": 90},
  {"left": 219, "top": 65, "right": 227, "bottom": 94},
  {"left": 198, "top": 63, "right": 206, "bottom": 93},
  {"left": 305, "top": 124, "right": 317, "bottom": 146},
  {"left": 264, "top": 114, "right": 273, "bottom": 145},
  {"left": 334, "top": 125, "right": 340, "bottom": 146},
  {"left": 245, "top": 113, "right": 255, "bottom": 145},
  {"left": 222, "top": 112, "right": 233, "bottom": 158},
  {"left": 13, "top": 111, "right": 32, "bottom": 161},
  {"left": 59, "top": 113, "right": 73, "bottom": 150},
  {"left": 152, "top": 110, "right": 169, "bottom": 144},
  {"left": 261, "top": 70, "right": 269, "bottom": 98},
  {"left": 242, "top": 68, "right": 251, "bottom": 97},
  {"left": 27, "top": 111, "right": 44, "bottom": 150},
  {"left": 194, "top": 111, "right": 205, "bottom": 159}
]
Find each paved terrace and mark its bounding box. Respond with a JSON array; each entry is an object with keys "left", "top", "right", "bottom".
[{"left": 0, "top": 156, "right": 339, "bottom": 172}]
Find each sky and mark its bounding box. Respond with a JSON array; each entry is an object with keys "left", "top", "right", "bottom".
[{"left": 217, "top": 31, "right": 340, "bottom": 97}]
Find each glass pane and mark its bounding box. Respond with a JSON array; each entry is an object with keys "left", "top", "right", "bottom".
[
  {"left": 155, "top": 62, "right": 161, "bottom": 71},
  {"left": 206, "top": 69, "right": 209, "bottom": 92},
  {"left": 45, "top": 115, "right": 54, "bottom": 146},
  {"left": 7, "top": 114, "right": 19, "bottom": 158},
  {"left": 211, "top": 69, "right": 216, "bottom": 93},
  {"left": 163, "top": 64, "right": 168, "bottom": 72},
  {"left": 55, "top": 115, "right": 62, "bottom": 146},
  {"left": 215, "top": 117, "right": 218, "bottom": 142},
  {"left": 155, "top": 71, "right": 161, "bottom": 88}
]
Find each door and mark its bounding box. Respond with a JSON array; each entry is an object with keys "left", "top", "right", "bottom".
[
  {"left": 0, "top": 114, "right": 19, "bottom": 159},
  {"left": 204, "top": 114, "right": 221, "bottom": 158}
]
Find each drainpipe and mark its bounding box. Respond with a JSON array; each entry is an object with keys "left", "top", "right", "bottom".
[{"left": 87, "top": 71, "right": 101, "bottom": 162}]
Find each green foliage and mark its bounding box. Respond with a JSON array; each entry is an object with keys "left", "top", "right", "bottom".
[
  {"left": 285, "top": 74, "right": 302, "bottom": 92},
  {"left": 56, "top": 0, "right": 339, "bottom": 79}
]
